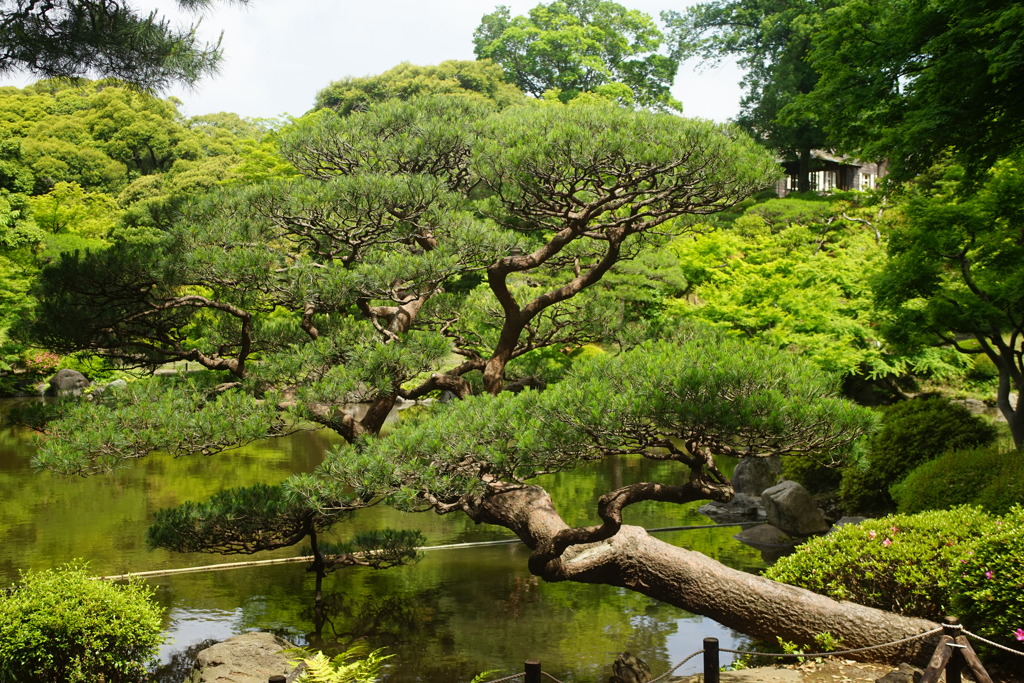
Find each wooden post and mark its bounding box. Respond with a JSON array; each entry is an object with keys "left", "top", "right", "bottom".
[
  {"left": 703, "top": 637, "right": 719, "bottom": 683},
  {"left": 943, "top": 616, "right": 962, "bottom": 683},
  {"left": 525, "top": 659, "right": 542, "bottom": 683},
  {"left": 268, "top": 676, "right": 286, "bottom": 683},
  {"left": 954, "top": 635, "right": 994, "bottom": 683}
]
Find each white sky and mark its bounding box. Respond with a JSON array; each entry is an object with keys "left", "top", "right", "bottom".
[{"left": 2, "top": 1, "right": 744, "bottom": 122}]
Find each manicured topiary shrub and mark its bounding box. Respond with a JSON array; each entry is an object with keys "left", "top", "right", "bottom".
[
  {"left": 839, "top": 396, "right": 997, "bottom": 514},
  {"left": 892, "top": 445, "right": 1024, "bottom": 514},
  {"left": 0, "top": 561, "right": 164, "bottom": 682},
  {"left": 950, "top": 506, "right": 1024, "bottom": 650},
  {"left": 765, "top": 508, "right": 998, "bottom": 619}
]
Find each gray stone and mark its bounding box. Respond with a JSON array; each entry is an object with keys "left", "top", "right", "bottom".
[
  {"left": 761, "top": 480, "right": 829, "bottom": 536},
  {"left": 829, "top": 516, "right": 867, "bottom": 533},
  {"left": 734, "top": 523, "right": 795, "bottom": 547},
  {"left": 698, "top": 492, "right": 766, "bottom": 523},
  {"left": 874, "top": 662, "right": 922, "bottom": 683},
  {"left": 951, "top": 398, "right": 988, "bottom": 415},
  {"left": 732, "top": 456, "right": 781, "bottom": 496},
  {"left": 46, "top": 369, "right": 90, "bottom": 396},
  {"left": 608, "top": 652, "right": 652, "bottom": 683},
  {"left": 185, "top": 632, "right": 296, "bottom": 683}
]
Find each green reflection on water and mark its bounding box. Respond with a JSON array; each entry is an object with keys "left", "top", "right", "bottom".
[{"left": 1, "top": 400, "right": 765, "bottom": 682}]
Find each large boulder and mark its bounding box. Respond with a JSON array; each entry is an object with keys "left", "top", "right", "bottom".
[
  {"left": 761, "top": 480, "right": 829, "bottom": 536},
  {"left": 732, "top": 456, "right": 781, "bottom": 496},
  {"left": 184, "top": 632, "right": 296, "bottom": 683},
  {"left": 46, "top": 369, "right": 90, "bottom": 396}
]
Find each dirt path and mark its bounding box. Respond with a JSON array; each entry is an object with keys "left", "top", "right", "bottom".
[{"left": 672, "top": 658, "right": 902, "bottom": 682}]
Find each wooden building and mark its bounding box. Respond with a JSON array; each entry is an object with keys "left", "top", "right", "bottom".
[{"left": 776, "top": 151, "right": 887, "bottom": 196}]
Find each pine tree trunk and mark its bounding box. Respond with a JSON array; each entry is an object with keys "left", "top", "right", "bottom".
[{"left": 468, "top": 486, "right": 941, "bottom": 666}]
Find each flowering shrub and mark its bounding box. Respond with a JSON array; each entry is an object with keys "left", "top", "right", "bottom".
[
  {"left": 951, "top": 505, "right": 1024, "bottom": 650},
  {"left": 20, "top": 350, "right": 61, "bottom": 375},
  {"left": 765, "top": 508, "right": 999, "bottom": 619}
]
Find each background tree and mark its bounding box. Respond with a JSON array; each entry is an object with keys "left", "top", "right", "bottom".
[
  {"left": 474, "top": 0, "right": 682, "bottom": 110},
  {"left": 874, "top": 157, "right": 1024, "bottom": 448},
  {"left": 314, "top": 60, "right": 526, "bottom": 115},
  {"left": 0, "top": 0, "right": 249, "bottom": 90},
  {"left": 666, "top": 0, "right": 836, "bottom": 191},
  {"left": 802, "top": 0, "right": 1024, "bottom": 180}
]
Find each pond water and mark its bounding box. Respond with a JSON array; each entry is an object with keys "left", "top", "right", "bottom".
[{"left": 0, "top": 399, "right": 766, "bottom": 682}]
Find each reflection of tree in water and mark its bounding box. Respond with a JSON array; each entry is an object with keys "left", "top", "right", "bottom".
[
  {"left": 151, "top": 638, "right": 219, "bottom": 683},
  {"left": 300, "top": 590, "right": 424, "bottom": 649}
]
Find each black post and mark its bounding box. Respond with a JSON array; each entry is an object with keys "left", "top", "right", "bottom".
[
  {"left": 269, "top": 676, "right": 286, "bottom": 683},
  {"left": 703, "top": 637, "right": 720, "bottom": 683},
  {"left": 525, "top": 660, "right": 542, "bottom": 683},
  {"left": 943, "top": 616, "right": 962, "bottom": 683}
]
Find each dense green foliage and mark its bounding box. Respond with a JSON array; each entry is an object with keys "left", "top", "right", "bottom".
[
  {"left": 875, "top": 158, "right": 1024, "bottom": 447},
  {"left": 0, "top": 80, "right": 277, "bottom": 383},
  {"left": 474, "top": 0, "right": 681, "bottom": 110},
  {"left": 839, "top": 396, "right": 998, "bottom": 514},
  {"left": 314, "top": 60, "right": 525, "bottom": 115},
  {"left": 768, "top": 507, "right": 1024, "bottom": 653},
  {"left": 287, "top": 331, "right": 873, "bottom": 519},
  {"left": 0, "top": 561, "right": 163, "bottom": 682},
  {"left": 666, "top": 0, "right": 832, "bottom": 191},
  {"left": 892, "top": 445, "right": 1024, "bottom": 516},
  {"left": 0, "top": 0, "right": 247, "bottom": 90},
  {"left": 802, "top": 0, "right": 1024, "bottom": 180},
  {"left": 668, "top": 194, "right": 891, "bottom": 379}
]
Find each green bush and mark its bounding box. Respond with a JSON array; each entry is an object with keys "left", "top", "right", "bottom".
[
  {"left": 950, "top": 506, "right": 1024, "bottom": 650},
  {"left": 839, "top": 396, "right": 997, "bottom": 514},
  {"left": 765, "top": 508, "right": 998, "bottom": 620},
  {"left": 0, "top": 561, "right": 164, "bottom": 682},
  {"left": 892, "top": 445, "right": 1024, "bottom": 514}
]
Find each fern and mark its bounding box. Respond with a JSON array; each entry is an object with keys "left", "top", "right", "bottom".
[{"left": 284, "top": 643, "right": 391, "bottom": 683}]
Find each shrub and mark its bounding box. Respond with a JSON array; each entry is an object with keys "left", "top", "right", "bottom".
[
  {"left": 0, "top": 561, "right": 164, "bottom": 682},
  {"left": 765, "top": 508, "right": 998, "bottom": 620},
  {"left": 892, "top": 445, "right": 1024, "bottom": 514},
  {"left": 839, "top": 396, "right": 997, "bottom": 514},
  {"left": 950, "top": 506, "right": 1024, "bottom": 650}
]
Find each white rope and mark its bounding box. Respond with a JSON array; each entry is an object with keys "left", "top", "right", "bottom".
[
  {"left": 649, "top": 649, "right": 705, "bottom": 683},
  {"left": 962, "top": 630, "right": 1024, "bottom": 657}
]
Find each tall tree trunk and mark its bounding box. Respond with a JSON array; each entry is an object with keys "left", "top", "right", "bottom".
[
  {"left": 798, "top": 147, "right": 813, "bottom": 193},
  {"left": 467, "top": 486, "right": 941, "bottom": 666}
]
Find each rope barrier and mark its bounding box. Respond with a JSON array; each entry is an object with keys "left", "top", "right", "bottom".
[
  {"left": 479, "top": 673, "right": 524, "bottom": 683},
  {"left": 648, "top": 649, "right": 705, "bottom": 683},
  {"left": 471, "top": 622, "right": 1024, "bottom": 683},
  {"left": 963, "top": 629, "right": 1024, "bottom": 657}
]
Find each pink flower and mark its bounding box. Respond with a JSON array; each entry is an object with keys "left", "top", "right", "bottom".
[
  {"left": 985, "top": 571, "right": 994, "bottom": 580},
  {"left": 1014, "top": 629, "right": 1024, "bottom": 642},
  {"left": 890, "top": 526, "right": 899, "bottom": 534},
  {"left": 868, "top": 530, "right": 877, "bottom": 540},
  {"left": 882, "top": 538, "right": 892, "bottom": 547}
]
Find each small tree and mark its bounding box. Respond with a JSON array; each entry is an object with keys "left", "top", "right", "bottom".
[
  {"left": 875, "top": 158, "right": 1024, "bottom": 448},
  {"left": 0, "top": 561, "right": 164, "bottom": 683},
  {"left": 147, "top": 483, "right": 424, "bottom": 634}
]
